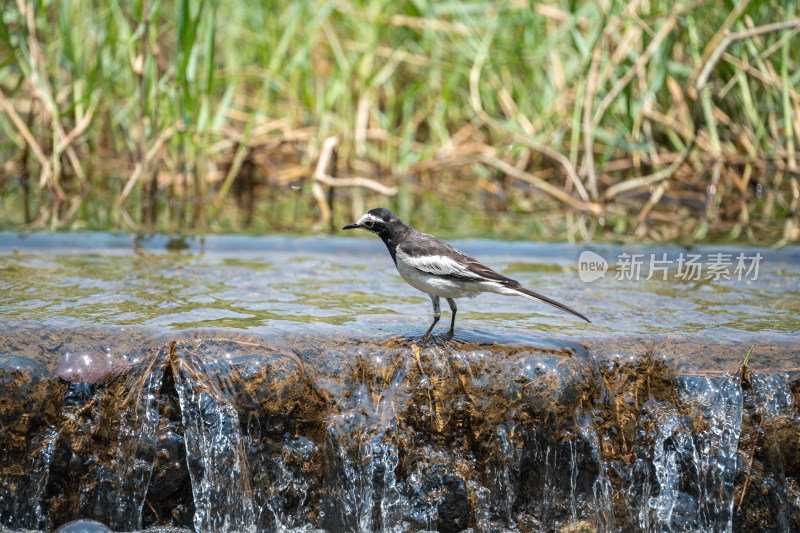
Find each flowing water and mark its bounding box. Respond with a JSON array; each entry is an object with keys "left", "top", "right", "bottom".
[{"left": 0, "top": 232, "right": 798, "bottom": 532}]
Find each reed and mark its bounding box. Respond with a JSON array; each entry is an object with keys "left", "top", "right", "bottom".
[{"left": 0, "top": 0, "right": 798, "bottom": 242}]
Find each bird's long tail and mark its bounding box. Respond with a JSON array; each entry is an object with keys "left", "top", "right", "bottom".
[{"left": 509, "top": 285, "right": 591, "bottom": 323}]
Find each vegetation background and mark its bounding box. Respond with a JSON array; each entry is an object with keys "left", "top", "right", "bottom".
[{"left": 0, "top": 0, "right": 798, "bottom": 243}]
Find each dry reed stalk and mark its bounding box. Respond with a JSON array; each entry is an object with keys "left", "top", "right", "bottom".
[
  {"left": 311, "top": 136, "right": 399, "bottom": 229},
  {"left": 119, "top": 126, "right": 176, "bottom": 204},
  {"left": 581, "top": 40, "right": 602, "bottom": 200},
  {"left": 693, "top": 20, "right": 800, "bottom": 93},
  {"left": 477, "top": 154, "right": 601, "bottom": 215},
  {"left": 0, "top": 88, "right": 53, "bottom": 193}
]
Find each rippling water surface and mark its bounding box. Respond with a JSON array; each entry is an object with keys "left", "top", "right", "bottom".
[{"left": 1, "top": 232, "right": 798, "bottom": 338}]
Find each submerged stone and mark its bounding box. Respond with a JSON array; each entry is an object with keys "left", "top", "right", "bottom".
[
  {"left": 54, "top": 519, "right": 112, "bottom": 532},
  {"left": 0, "top": 354, "right": 47, "bottom": 379},
  {"left": 55, "top": 351, "right": 132, "bottom": 383}
]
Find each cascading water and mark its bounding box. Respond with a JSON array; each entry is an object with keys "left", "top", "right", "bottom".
[
  {"left": 171, "top": 345, "right": 257, "bottom": 532},
  {"left": 738, "top": 372, "right": 798, "bottom": 532},
  {"left": 575, "top": 408, "right": 616, "bottom": 531},
  {"left": 628, "top": 374, "right": 744, "bottom": 533},
  {"left": 677, "top": 375, "right": 743, "bottom": 531},
  {"left": 1, "top": 327, "right": 799, "bottom": 532}
]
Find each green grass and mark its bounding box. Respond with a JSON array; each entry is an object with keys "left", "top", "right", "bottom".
[
  {"left": 743, "top": 344, "right": 755, "bottom": 367},
  {"left": 0, "top": 0, "right": 798, "bottom": 242}
]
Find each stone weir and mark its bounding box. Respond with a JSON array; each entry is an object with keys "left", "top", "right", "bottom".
[{"left": 0, "top": 322, "right": 798, "bottom": 533}]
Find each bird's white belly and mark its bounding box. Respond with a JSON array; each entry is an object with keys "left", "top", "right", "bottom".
[{"left": 396, "top": 259, "right": 482, "bottom": 299}]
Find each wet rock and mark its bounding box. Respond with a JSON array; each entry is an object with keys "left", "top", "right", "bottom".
[
  {"left": 169, "top": 505, "right": 195, "bottom": 529},
  {"left": 500, "top": 347, "right": 593, "bottom": 414},
  {"left": 436, "top": 475, "right": 471, "bottom": 533},
  {"left": 148, "top": 424, "right": 188, "bottom": 501},
  {"left": 2, "top": 324, "right": 800, "bottom": 531},
  {"left": 0, "top": 352, "right": 66, "bottom": 529},
  {"left": 0, "top": 353, "right": 63, "bottom": 434},
  {"left": 559, "top": 521, "right": 596, "bottom": 532}
]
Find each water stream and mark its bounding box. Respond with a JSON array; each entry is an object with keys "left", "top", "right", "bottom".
[{"left": 0, "top": 232, "right": 798, "bottom": 532}]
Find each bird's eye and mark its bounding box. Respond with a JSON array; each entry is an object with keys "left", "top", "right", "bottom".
[{"left": 364, "top": 220, "right": 374, "bottom": 228}]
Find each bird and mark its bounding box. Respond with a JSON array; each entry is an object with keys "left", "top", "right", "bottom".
[{"left": 343, "top": 207, "right": 590, "bottom": 338}]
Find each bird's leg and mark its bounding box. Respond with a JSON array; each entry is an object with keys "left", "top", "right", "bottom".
[
  {"left": 446, "top": 298, "right": 457, "bottom": 336},
  {"left": 423, "top": 295, "right": 441, "bottom": 338}
]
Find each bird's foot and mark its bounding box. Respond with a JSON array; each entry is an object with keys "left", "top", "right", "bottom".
[
  {"left": 418, "top": 333, "right": 433, "bottom": 345},
  {"left": 415, "top": 331, "right": 454, "bottom": 347}
]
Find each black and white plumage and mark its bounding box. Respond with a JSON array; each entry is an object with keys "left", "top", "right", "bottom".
[{"left": 343, "top": 208, "right": 590, "bottom": 337}]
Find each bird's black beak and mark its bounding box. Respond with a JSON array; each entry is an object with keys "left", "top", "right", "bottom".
[{"left": 342, "top": 222, "right": 360, "bottom": 230}]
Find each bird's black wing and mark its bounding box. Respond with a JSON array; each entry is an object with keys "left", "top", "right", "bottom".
[{"left": 397, "top": 233, "right": 514, "bottom": 283}]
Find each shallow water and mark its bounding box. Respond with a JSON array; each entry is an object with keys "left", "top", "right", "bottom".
[
  {"left": 1, "top": 232, "right": 799, "bottom": 532},
  {"left": 2, "top": 232, "right": 798, "bottom": 338}
]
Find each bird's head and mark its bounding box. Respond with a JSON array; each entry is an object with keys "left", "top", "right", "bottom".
[{"left": 342, "top": 208, "right": 400, "bottom": 235}]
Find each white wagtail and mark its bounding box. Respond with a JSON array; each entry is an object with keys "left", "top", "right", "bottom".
[{"left": 343, "top": 208, "right": 590, "bottom": 337}]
